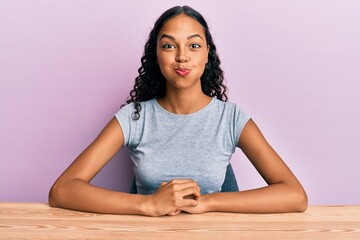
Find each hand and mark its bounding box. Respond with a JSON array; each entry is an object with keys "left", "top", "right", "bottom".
[
  {"left": 144, "top": 179, "right": 201, "bottom": 217},
  {"left": 166, "top": 194, "right": 198, "bottom": 216},
  {"left": 180, "top": 194, "right": 209, "bottom": 214}
]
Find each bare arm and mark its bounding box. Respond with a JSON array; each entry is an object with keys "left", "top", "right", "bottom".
[
  {"left": 182, "top": 119, "right": 308, "bottom": 214},
  {"left": 49, "top": 117, "right": 200, "bottom": 216}
]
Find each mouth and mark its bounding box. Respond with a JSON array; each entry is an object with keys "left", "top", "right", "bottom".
[{"left": 175, "top": 68, "right": 190, "bottom": 77}]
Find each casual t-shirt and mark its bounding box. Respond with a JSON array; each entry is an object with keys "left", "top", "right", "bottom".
[{"left": 115, "top": 98, "right": 251, "bottom": 195}]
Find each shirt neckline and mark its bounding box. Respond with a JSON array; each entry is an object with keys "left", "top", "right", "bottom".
[{"left": 152, "top": 98, "right": 215, "bottom": 118}]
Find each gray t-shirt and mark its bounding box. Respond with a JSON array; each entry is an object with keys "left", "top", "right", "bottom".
[{"left": 115, "top": 98, "right": 251, "bottom": 195}]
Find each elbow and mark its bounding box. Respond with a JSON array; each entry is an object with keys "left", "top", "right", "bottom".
[
  {"left": 48, "top": 182, "right": 64, "bottom": 208},
  {"left": 292, "top": 187, "right": 308, "bottom": 212},
  {"left": 298, "top": 190, "right": 308, "bottom": 212},
  {"left": 280, "top": 182, "right": 308, "bottom": 213}
]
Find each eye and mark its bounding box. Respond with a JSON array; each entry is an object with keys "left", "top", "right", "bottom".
[
  {"left": 162, "top": 43, "right": 175, "bottom": 49},
  {"left": 190, "top": 44, "right": 201, "bottom": 49}
]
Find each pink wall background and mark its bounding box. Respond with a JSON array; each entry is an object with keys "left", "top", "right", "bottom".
[{"left": 1, "top": 1, "right": 359, "bottom": 204}]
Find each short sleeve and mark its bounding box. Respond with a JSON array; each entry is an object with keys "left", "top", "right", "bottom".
[
  {"left": 114, "top": 104, "right": 134, "bottom": 147},
  {"left": 233, "top": 105, "right": 251, "bottom": 147}
]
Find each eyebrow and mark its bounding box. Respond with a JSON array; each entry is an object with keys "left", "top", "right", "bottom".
[{"left": 159, "top": 33, "right": 204, "bottom": 41}]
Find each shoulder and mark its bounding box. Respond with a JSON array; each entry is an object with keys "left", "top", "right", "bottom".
[
  {"left": 114, "top": 99, "right": 156, "bottom": 146},
  {"left": 212, "top": 98, "right": 251, "bottom": 126},
  {"left": 212, "top": 98, "right": 237, "bottom": 107},
  {"left": 211, "top": 98, "right": 246, "bottom": 114},
  {"left": 116, "top": 99, "right": 156, "bottom": 116}
]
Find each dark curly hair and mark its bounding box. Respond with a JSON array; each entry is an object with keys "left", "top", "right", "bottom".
[{"left": 125, "top": 5, "right": 228, "bottom": 120}]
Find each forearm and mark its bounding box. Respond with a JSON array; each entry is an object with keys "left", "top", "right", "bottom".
[
  {"left": 203, "top": 183, "right": 308, "bottom": 213},
  {"left": 49, "top": 179, "right": 149, "bottom": 215}
]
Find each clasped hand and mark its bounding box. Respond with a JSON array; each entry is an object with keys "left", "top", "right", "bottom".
[{"left": 146, "top": 179, "right": 206, "bottom": 216}]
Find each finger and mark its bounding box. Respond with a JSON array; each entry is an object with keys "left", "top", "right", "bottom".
[
  {"left": 177, "top": 187, "right": 200, "bottom": 199},
  {"left": 180, "top": 183, "right": 201, "bottom": 198},
  {"left": 168, "top": 181, "right": 201, "bottom": 193},
  {"left": 160, "top": 182, "right": 167, "bottom": 186},
  {"left": 166, "top": 210, "right": 178, "bottom": 216},
  {"left": 193, "top": 186, "right": 201, "bottom": 198},
  {"left": 166, "top": 208, "right": 181, "bottom": 216},
  {"left": 178, "top": 198, "right": 198, "bottom": 208}
]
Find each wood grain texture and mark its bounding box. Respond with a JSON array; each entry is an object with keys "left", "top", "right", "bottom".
[{"left": 0, "top": 203, "right": 359, "bottom": 239}]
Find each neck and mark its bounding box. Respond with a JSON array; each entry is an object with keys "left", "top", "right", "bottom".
[{"left": 157, "top": 90, "right": 211, "bottom": 115}]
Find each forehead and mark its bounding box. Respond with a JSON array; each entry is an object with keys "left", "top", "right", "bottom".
[{"left": 158, "top": 14, "right": 205, "bottom": 38}]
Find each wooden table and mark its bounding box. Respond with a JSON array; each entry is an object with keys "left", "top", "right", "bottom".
[{"left": 0, "top": 203, "right": 359, "bottom": 239}]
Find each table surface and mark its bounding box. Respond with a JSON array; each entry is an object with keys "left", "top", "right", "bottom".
[{"left": 0, "top": 203, "right": 359, "bottom": 240}]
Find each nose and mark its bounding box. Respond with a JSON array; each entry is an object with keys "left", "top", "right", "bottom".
[
  {"left": 176, "top": 56, "right": 188, "bottom": 62},
  {"left": 176, "top": 49, "right": 189, "bottom": 63}
]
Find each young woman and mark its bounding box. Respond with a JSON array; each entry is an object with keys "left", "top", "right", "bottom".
[{"left": 49, "top": 6, "right": 307, "bottom": 217}]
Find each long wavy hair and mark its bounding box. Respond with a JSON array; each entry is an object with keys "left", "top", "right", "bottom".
[{"left": 125, "top": 5, "right": 228, "bottom": 120}]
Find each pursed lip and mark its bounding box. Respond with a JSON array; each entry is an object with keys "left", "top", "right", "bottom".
[{"left": 175, "top": 68, "right": 190, "bottom": 77}]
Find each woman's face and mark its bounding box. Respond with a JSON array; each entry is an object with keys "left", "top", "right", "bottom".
[{"left": 156, "top": 14, "right": 209, "bottom": 92}]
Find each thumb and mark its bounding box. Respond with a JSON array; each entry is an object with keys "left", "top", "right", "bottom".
[{"left": 188, "top": 199, "right": 198, "bottom": 206}]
